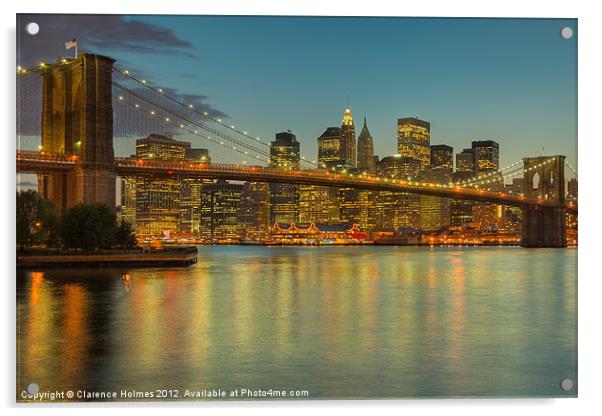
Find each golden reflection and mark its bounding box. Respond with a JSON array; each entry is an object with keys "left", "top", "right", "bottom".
[
  {"left": 185, "top": 265, "right": 212, "bottom": 368},
  {"left": 23, "top": 272, "right": 56, "bottom": 385},
  {"left": 61, "top": 284, "right": 89, "bottom": 384}
]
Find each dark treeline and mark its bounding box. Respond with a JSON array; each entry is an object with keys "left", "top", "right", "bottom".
[{"left": 17, "top": 190, "right": 137, "bottom": 252}]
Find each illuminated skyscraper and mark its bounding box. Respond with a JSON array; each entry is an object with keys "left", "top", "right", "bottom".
[
  {"left": 200, "top": 180, "right": 243, "bottom": 241},
  {"left": 374, "top": 155, "right": 421, "bottom": 230},
  {"left": 130, "top": 134, "right": 189, "bottom": 237},
  {"left": 299, "top": 179, "right": 331, "bottom": 224},
  {"left": 237, "top": 181, "right": 270, "bottom": 240},
  {"left": 397, "top": 117, "right": 431, "bottom": 170},
  {"left": 430, "top": 144, "right": 453, "bottom": 169},
  {"left": 121, "top": 134, "right": 210, "bottom": 237},
  {"left": 456, "top": 148, "right": 475, "bottom": 174},
  {"left": 357, "top": 116, "right": 375, "bottom": 173},
  {"left": 450, "top": 170, "right": 473, "bottom": 227},
  {"left": 317, "top": 127, "right": 344, "bottom": 169},
  {"left": 270, "top": 131, "right": 300, "bottom": 224},
  {"left": 341, "top": 106, "right": 356, "bottom": 168},
  {"left": 180, "top": 148, "right": 211, "bottom": 236},
  {"left": 472, "top": 140, "right": 499, "bottom": 174},
  {"left": 419, "top": 167, "right": 452, "bottom": 231}
]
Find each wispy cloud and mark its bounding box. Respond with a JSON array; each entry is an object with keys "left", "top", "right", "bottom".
[{"left": 17, "top": 14, "right": 197, "bottom": 67}]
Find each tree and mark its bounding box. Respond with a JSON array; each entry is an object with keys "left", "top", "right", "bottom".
[
  {"left": 60, "top": 203, "right": 117, "bottom": 251},
  {"left": 16, "top": 190, "right": 59, "bottom": 250},
  {"left": 115, "top": 220, "right": 137, "bottom": 250}
]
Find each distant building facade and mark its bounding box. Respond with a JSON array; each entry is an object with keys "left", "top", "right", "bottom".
[
  {"left": 200, "top": 180, "right": 243, "bottom": 241},
  {"left": 269, "top": 131, "right": 300, "bottom": 224},
  {"left": 356, "top": 116, "right": 375, "bottom": 173},
  {"left": 397, "top": 117, "right": 431, "bottom": 169}
]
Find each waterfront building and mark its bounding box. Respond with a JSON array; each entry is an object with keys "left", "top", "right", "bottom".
[
  {"left": 270, "top": 131, "right": 300, "bottom": 224},
  {"left": 419, "top": 167, "right": 452, "bottom": 231},
  {"left": 200, "top": 180, "right": 243, "bottom": 241},
  {"left": 357, "top": 116, "right": 376, "bottom": 173},
  {"left": 338, "top": 185, "right": 375, "bottom": 230},
  {"left": 127, "top": 134, "right": 194, "bottom": 237},
  {"left": 269, "top": 222, "right": 368, "bottom": 244},
  {"left": 375, "top": 155, "right": 421, "bottom": 230},
  {"left": 450, "top": 170, "right": 474, "bottom": 227},
  {"left": 397, "top": 117, "right": 431, "bottom": 170},
  {"left": 299, "top": 181, "right": 332, "bottom": 224},
  {"left": 180, "top": 148, "right": 212, "bottom": 236},
  {"left": 237, "top": 181, "right": 270, "bottom": 240},
  {"left": 341, "top": 106, "right": 357, "bottom": 168},
  {"left": 430, "top": 144, "right": 454, "bottom": 169}
]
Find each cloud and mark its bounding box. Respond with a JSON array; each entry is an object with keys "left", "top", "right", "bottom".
[
  {"left": 17, "top": 14, "right": 196, "bottom": 67},
  {"left": 16, "top": 14, "right": 230, "bottom": 141}
]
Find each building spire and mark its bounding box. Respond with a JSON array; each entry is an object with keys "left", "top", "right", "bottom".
[{"left": 358, "top": 115, "right": 371, "bottom": 139}]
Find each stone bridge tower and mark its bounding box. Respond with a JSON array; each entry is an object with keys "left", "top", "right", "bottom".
[
  {"left": 38, "top": 53, "right": 116, "bottom": 213},
  {"left": 521, "top": 155, "right": 566, "bottom": 247}
]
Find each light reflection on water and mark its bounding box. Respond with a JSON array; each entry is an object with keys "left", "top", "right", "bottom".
[{"left": 17, "top": 246, "right": 577, "bottom": 399}]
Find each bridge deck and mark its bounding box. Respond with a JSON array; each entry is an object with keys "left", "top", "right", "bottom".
[{"left": 16, "top": 151, "right": 576, "bottom": 212}]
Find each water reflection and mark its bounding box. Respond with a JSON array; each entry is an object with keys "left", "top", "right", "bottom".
[{"left": 17, "top": 247, "right": 577, "bottom": 399}]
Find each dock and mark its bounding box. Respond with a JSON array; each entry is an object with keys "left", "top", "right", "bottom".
[{"left": 17, "top": 247, "right": 198, "bottom": 268}]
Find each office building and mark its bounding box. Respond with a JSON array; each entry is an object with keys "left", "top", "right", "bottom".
[
  {"left": 397, "top": 117, "right": 431, "bottom": 169},
  {"left": 270, "top": 131, "right": 300, "bottom": 224}
]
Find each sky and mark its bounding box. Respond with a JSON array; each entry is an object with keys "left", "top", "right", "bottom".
[{"left": 17, "top": 14, "right": 577, "bottom": 171}]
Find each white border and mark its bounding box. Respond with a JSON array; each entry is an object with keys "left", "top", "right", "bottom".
[{"left": 2, "top": 1, "right": 601, "bottom": 415}]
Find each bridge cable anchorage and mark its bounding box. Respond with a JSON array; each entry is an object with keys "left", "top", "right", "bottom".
[
  {"left": 114, "top": 94, "right": 271, "bottom": 164},
  {"left": 112, "top": 67, "right": 318, "bottom": 168},
  {"left": 113, "top": 83, "right": 273, "bottom": 162}
]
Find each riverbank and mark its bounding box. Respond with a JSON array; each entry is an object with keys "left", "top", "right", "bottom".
[{"left": 17, "top": 247, "right": 198, "bottom": 268}]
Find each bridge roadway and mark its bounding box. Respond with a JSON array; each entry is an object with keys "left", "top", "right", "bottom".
[{"left": 16, "top": 151, "right": 577, "bottom": 213}]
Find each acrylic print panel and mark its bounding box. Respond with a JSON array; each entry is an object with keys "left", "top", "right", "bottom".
[{"left": 16, "top": 14, "right": 577, "bottom": 401}]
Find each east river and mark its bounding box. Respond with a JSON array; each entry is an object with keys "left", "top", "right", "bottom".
[{"left": 16, "top": 246, "right": 577, "bottom": 400}]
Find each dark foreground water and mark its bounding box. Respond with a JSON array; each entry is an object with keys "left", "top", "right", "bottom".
[{"left": 17, "top": 246, "right": 577, "bottom": 400}]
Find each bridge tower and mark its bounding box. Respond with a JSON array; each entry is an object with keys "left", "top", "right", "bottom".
[
  {"left": 38, "top": 53, "right": 116, "bottom": 213},
  {"left": 521, "top": 155, "right": 567, "bottom": 247}
]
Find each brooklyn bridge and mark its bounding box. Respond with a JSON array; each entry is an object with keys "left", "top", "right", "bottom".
[{"left": 16, "top": 54, "right": 577, "bottom": 247}]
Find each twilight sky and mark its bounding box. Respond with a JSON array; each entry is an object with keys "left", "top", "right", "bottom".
[{"left": 17, "top": 14, "right": 577, "bottom": 172}]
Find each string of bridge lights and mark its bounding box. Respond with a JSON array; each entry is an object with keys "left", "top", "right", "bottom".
[
  {"left": 452, "top": 160, "right": 523, "bottom": 187},
  {"left": 114, "top": 94, "right": 272, "bottom": 166},
  {"left": 458, "top": 158, "right": 557, "bottom": 189},
  {"left": 17, "top": 62, "right": 575, "bottom": 192},
  {"left": 113, "top": 82, "right": 274, "bottom": 161},
  {"left": 113, "top": 67, "right": 319, "bottom": 167}
]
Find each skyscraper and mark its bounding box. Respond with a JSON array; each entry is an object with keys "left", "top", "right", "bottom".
[
  {"left": 456, "top": 148, "right": 475, "bottom": 174},
  {"left": 375, "top": 155, "right": 421, "bottom": 230},
  {"left": 200, "top": 180, "right": 243, "bottom": 241},
  {"left": 270, "top": 131, "right": 300, "bottom": 224},
  {"left": 357, "top": 116, "right": 375, "bottom": 173},
  {"left": 472, "top": 140, "right": 500, "bottom": 174},
  {"left": 341, "top": 106, "right": 356, "bottom": 168},
  {"left": 237, "top": 182, "right": 270, "bottom": 240},
  {"left": 419, "top": 167, "right": 452, "bottom": 231},
  {"left": 180, "top": 148, "right": 211, "bottom": 236},
  {"left": 317, "top": 127, "right": 344, "bottom": 169},
  {"left": 430, "top": 144, "right": 453, "bottom": 170},
  {"left": 397, "top": 117, "right": 431, "bottom": 170},
  {"left": 129, "top": 134, "right": 189, "bottom": 237},
  {"left": 299, "top": 181, "right": 331, "bottom": 224}
]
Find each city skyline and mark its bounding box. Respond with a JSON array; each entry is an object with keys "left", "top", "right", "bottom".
[{"left": 17, "top": 15, "right": 577, "bottom": 171}]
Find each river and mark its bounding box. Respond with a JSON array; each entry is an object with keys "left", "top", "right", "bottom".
[{"left": 16, "top": 246, "right": 577, "bottom": 400}]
